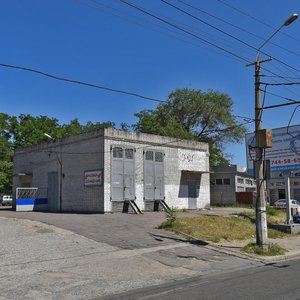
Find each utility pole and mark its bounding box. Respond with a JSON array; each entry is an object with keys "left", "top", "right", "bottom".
[
  {"left": 247, "top": 13, "right": 298, "bottom": 249},
  {"left": 254, "top": 58, "right": 270, "bottom": 249},
  {"left": 247, "top": 57, "right": 271, "bottom": 249}
]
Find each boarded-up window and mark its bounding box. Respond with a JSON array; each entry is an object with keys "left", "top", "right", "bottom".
[
  {"left": 125, "top": 149, "right": 134, "bottom": 160},
  {"left": 155, "top": 152, "right": 163, "bottom": 162},
  {"left": 113, "top": 147, "right": 123, "bottom": 158},
  {"left": 145, "top": 151, "right": 154, "bottom": 161}
]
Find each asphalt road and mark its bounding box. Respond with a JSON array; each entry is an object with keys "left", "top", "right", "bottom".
[
  {"left": 99, "top": 257, "right": 300, "bottom": 300},
  {"left": 0, "top": 212, "right": 260, "bottom": 300}
]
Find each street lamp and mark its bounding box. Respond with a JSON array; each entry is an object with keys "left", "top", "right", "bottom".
[
  {"left": 247, "top": 13, "right": 298, "bottom": 249},
  {"left": 257, "top": 14, "right": 298, "bottom": 55},
  {"left": 44, "top": 133, "right": 53, "bottom": 139},
  {"left": 44, "top": 133, "right": 63, "bottom": 213}
]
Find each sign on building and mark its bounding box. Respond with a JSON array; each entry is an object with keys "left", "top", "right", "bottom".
[
  {"left": 84, "top": 169, "right": 103, "bottom": 186},
  {"left": 245, "top": 124, "right": 300, "bottom": 174}
]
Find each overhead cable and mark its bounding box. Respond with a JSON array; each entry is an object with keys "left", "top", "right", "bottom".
[
  {"left": 216, "top": 0, "right": 300, "bottom": 44},
  {"left": 175, "top": 0, "right": 300, "bottom": 59},
  {"left": 160, "top": 0, "right": 300, "bottom": 75},
  {"left": 119, "top": 0, "right": 250, "bottom": 63},
  {"left": 0, "top": 63, "right": 164, "bottom": 103}
]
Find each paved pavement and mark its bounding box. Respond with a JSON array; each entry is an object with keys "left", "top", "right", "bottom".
[{"left": 0, "top": 206, "right": 300, "bottom": 299}]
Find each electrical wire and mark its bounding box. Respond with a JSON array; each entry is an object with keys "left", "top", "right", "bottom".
[
  {"left": 0, "top": 61, "right": 254, "bottom": 127},
  {"left": 119, "top": 0, "right": 251, "bottom": 63},
  {"left": 140, "top": 0, "right": 300, "bottom": 94},
  {"left": 216, "top": 0, "right": 300, "bottom": 45},
  {"left": 261, "top": 81, "right": 300, "bottom": 86},
  {"left": 76, "top": 0, "right": 255, "bottom": 63},
  {"left": 175, "top": 0, "right": 300, "bottom": 59},
  {"left": 262, "top": 75, "right": 300, "bottom": 80},
  {"left": 33, "top": 120, "right": 254, "bottom": 156},
  {"left": 0, "top": 63, "right": 164, "bottom": 103},
  {"left": 160, "top": 0, "right": 300, "bottom": 76},
  {"left": 286, "top": 105, "right": 300, "bottom": 143},
  {"left": 258, "top": 88, "right": 298, "bottom": 103},
  {"left": 74, "top": 0, "right": 226, "bottom": 57},
  {"left": 90, "top": 0, "right": 300, "bottom": 90}
]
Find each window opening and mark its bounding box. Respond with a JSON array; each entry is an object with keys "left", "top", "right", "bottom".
[
  {"left": 145, "top": 151, "right": 154, "bottom": 161},
  {"left": 113, "top": 147, "right": 123, "bottom": 158}
]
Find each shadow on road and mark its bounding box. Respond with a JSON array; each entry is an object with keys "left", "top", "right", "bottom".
[{"left": 148, "top": 232, "right": 208, "bottom": 246}]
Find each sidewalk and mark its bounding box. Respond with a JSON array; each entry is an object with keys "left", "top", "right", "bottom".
[{"left": 188, "top": 207, "right": 300, "bottom": 263}]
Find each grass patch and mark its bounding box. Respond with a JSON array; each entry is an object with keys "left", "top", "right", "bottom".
[
  {"left": 266, "top": 207, "right": 286, "bottom": 224},
  {"left": 238, "top": 207, "right": 286, "bottom": 224},
  {"left": 268, "top": 228, "right": 287, "bottom": 239},
  {"left": 242, "top": 243, "right": 286, "bottom": 256},
  {"left": 159, "top": 213, "right": 291, "bottom": 243},
  {"left": 212, "top": 204, "right": 253, "bottom": 209},
  {"left": 159, "top": 215, "right": 256, "bottom": 243}
]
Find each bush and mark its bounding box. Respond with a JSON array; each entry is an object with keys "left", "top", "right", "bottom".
[{"left": 242, "top": 243, "right": 286, "bottom": 256}]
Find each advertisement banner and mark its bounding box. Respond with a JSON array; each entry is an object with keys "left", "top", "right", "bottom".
[{"left": 245, "top": 125, "right": 300, "bottom": 174}]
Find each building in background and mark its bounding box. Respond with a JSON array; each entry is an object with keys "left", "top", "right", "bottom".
[
  {"left": 210, "top": 165, "right": 255, "bottom": 206},
  {"left": 13, "top": 128, "right": 210, "bottom": 213}
]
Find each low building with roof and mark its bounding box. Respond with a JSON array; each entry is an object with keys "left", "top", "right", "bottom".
[
  {"left": 13, "top": 128, "right": 210, "bottom": 213},
  {"left": 210, "top": 164, "right": 256, "bottom": 206}
]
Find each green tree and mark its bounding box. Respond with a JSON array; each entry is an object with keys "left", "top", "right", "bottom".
[
  {"left": 10, "top": 114, "right": 61, "bottom": 148},
  {"left": 133, "top": 88, "right": 247, "bottom": 167},
  {"left": 0, "top": 113, "right": 14, "bottom": 192},
  {"left": 0, "top": 113, "right": 115, "bottom": 193}
]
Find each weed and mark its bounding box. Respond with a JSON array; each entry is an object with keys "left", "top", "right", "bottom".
[
  {"left": 165, "top": 207, "right": 177, "bottom": 223},
  {"left": 242, "top": 243, "right": 286, "bottom": 256}
]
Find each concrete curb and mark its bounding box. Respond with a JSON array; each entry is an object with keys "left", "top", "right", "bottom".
[
  {"left": 205, "top": 242, "right": 300, "bottom": 264},
  {"left": 172, "top": 229, "right": 300, "bottom": 264}
]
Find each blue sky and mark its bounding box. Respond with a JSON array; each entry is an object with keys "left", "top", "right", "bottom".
[{"left": 1, "top": 0, "right": 300, "bottom": 166}]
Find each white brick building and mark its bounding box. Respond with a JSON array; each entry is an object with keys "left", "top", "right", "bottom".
[{"left": 13, "top": 128, "right": 210, "bottom": 213}]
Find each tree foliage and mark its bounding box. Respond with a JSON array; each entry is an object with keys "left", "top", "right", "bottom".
[
  {"left": 133, "top": 88, "right": 247, "bottom": 166},
  {"left": 0, "top": 113, "right": 115, "bottom": 193}
]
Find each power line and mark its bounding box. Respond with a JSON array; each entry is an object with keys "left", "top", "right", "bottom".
[
  {"left": 119, "top": 0, "right": 251, "bottom": 63},
  {"left": 75, "top": 0, "right": 216, "bottom": 54},
  {"left": 261, "top": 101, "right": 300, "bottom": 110},
  {"left": 75, "top": 0, "right": 253, "bottom": 64},
  {"left": 0, "top": 63, "right": 164, "bottom": 103},
  {"left": 216, "top": 0, "right": 300, "bottom": 44},
  {"left": 261, "top": 81, "right": 300, "bottom": 86},
  {"left": 261, "top": 62, "right": 300, "bottom": 97},
  {"left": 161, "top": 0, "right": 259, "bottom": 51},
  {"left": 262, "top": 75, "right": 300, "bottom": 80},
  {"left": 33, "top": 118, "right": 254, "bottom": 156},
  {"left": 114, "top": 0, "right": 300, "bottom": 88},
  {"left": 0, "top": 61, "right": 253, "bottom": 124},
  {"left": 258, "top": 88, "right": 298, "bottom": 103},
  {"left": 287, "top": 105, "right": 300, "bottom": 141},
  {"left": 175, "top": 0, "right": 300, "bottom": 59},
  {"left": 160, "top": 0, "right": 300, "bottom": 76}
]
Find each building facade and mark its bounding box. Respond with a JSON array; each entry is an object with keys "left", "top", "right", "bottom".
[
  {"left": 210, "top": 165, "right": 255, "bottom": 205},
  {"left": 268, "top": 173, "right": 300, "bottom": 205},
  {"left": 13, "top": 128, "right": 210, "bottom": 213}
]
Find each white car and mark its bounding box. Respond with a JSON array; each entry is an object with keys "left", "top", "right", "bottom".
[
  {"left": 1, "top": 195, "right": 12, "bottom": 206},
  {"left": 274, "top": 199, "right": 300, "bottom": 209}
]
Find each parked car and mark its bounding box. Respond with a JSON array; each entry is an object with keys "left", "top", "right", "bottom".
[
  {"left": 274, "top": 199, "right": 300, "bottom": 209},
  {"left": 1, "top": 195, "right": 12, "bottom": 206}
]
